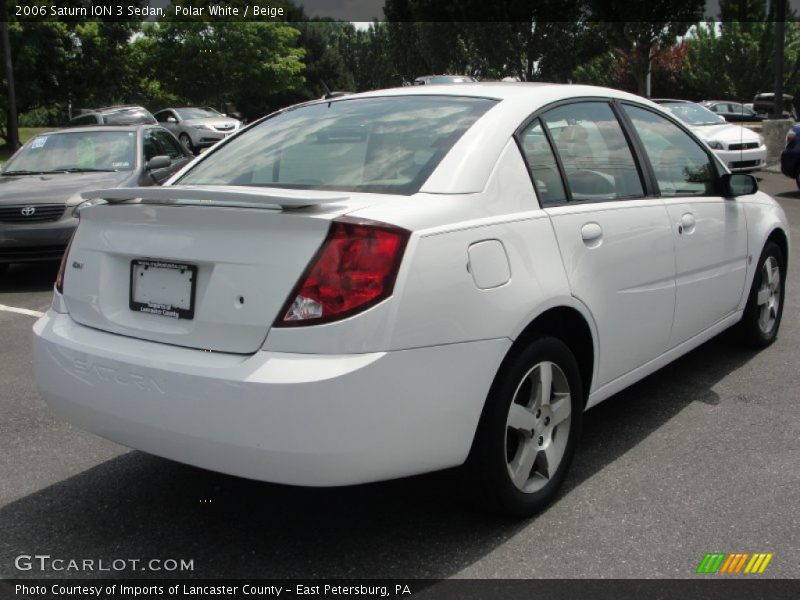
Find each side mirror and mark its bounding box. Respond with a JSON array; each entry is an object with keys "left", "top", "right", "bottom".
[
  {"left": 721, "top": 173, "right": 758, "bottom": 197},
  {"left": 166, "top": 116, "right": 178, "bottom": 123},
  {"left": 146, "top": 155, "right": 171, "bottom": 170}
]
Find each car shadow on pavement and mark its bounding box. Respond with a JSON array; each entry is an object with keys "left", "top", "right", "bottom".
[
  {"left": 0, "top": 334, "right": 759, "bottom": 579},
  {"left": 0, "top": 262, "right": 59, "bottom": 294}
]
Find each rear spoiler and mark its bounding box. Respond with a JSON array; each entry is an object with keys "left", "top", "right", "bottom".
[{"left": 82, "top": 186, "right": 350, "bottom": 210}]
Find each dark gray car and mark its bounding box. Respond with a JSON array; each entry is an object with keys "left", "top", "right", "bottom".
[{"left": 0, "top": 125, "right": 191, "bottom": 268}]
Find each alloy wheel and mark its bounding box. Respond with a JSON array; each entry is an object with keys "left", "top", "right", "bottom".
[{"left": 504, "top": 361, "right": 572, "bottom": 493}]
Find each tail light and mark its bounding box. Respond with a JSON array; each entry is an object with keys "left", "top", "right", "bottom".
[
  {"left": 276, "top": 217, "right": 410, "bottom": 327},
  {"left": 787, "top": 130, "right": 796, "bottom": 145},
  {"left": 55, "top": 229, "right": 77, "bottom": 294}
]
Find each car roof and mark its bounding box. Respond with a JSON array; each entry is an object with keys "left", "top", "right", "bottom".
[
  {"left": 323, "top": 82, "right": 644, "bottom": 101},
  {"left": 41, "top": 125, "right": 156, "bottom": 135},
  {"left": 652, "top": 98, "right": 693, "bottom": 104}
]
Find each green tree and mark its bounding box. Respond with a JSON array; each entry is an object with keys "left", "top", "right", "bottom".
[
  {"left": 139, "top": 20, "right": 305, "bottom": 118},
  {"left": 587, "top": 0, "right": 705, "bottom": 96}
]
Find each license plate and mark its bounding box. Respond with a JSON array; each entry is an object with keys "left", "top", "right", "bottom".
[{"left": 130, "top": 259, "right": 197, "bottom": 320}]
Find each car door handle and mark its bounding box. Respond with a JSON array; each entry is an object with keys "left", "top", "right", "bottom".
[
  {"left": 679, "top": 213, "right": 696, "bottom": 234},
  {"left": 580, "top": 222, "right": 603, "bottom": 247}
]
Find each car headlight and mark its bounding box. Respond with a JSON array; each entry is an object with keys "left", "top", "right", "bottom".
[
  {"left": 72, "top": 198, "right": 107, "bottom": 218},
  {"left": 757, "top": 134, "right": 765, "bottom": 146},
  {"left": 707, "top": 140, "right": 725, "bottom": 150}
]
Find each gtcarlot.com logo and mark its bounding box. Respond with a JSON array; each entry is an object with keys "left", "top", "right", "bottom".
[
  {"left": 14, "top": 554, "right": 194, "bottom": 573},
  {"left": 696, "top": 552, "right": 773, "bottom": 574}
]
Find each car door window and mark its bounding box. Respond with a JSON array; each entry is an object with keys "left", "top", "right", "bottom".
[
  {"left": 517, "top": 119, "right": 567, "bottom": 205},
  {"left": 623, "top": 105, "right": 718, "bottom": 197},
  {"left": 154, "top": 130, "right": 184, "bottom": 159},
  {"left": 143, "top": 131, "right": 161, "bottom": 162},
  {"left": 541, "top": 102, "right": 644, "bottom": 202}
]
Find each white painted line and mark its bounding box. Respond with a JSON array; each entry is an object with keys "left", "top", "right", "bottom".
[{"left": 0, "top": 303, "right": 44, "bottom": 318}]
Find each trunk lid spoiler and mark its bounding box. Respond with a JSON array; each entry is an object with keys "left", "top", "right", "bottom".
[{"left": 83, "top": 185, "right": 350, "bottom": 210}]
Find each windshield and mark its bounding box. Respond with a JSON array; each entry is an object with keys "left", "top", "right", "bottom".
[
  {"left": 177, "top": 95, "right": 497, "bottom": 195},
  {"left": 176, "top": 107, "right": 220, "bottom": 120},
  {"left": 3, "top": 131, "right": 136, "bottom": 173},
  {"left": 662, "top": 103, "right": 725, "bottom": 126}
]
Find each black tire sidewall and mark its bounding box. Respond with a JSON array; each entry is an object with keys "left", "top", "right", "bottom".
[
  {"left": 180, "top": 134, "right": 195, "bottom": 154},
  {"left": 470, "top": 336, "right": 584, "bottom": 517},
  {"left": 741, "top": 241, "right": 786, "bottom": 346}
]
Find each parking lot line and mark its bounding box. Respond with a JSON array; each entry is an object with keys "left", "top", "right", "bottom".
[{"left": 0, "top": 303, "right": 44, "bottom": 318}]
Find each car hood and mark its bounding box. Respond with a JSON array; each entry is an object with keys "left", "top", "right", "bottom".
[
  {"left": 0, "top": 171, "right": 131, "bottom": 206},
  {"left": 184, "top": 118, "right": 239, "bottom": 129},
  {"left": 689, "top": 123, "right": 762, "bottom": 144}
]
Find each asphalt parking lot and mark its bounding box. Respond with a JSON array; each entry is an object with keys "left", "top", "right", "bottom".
[{"left": 1, "top": 171, "right": 798, "bottom": 581}]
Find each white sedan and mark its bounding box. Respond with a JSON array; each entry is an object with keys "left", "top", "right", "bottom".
[
  {"left": 655, "top": 99, "right": 767, "bottom": 172},
  {"left": 33, "top": 84, "right": 789, "bottom": 517}
]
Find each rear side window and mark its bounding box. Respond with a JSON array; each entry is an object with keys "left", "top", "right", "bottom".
[
  {"left": 517, "top": 119, "right": 567, "bottom": 205},
  {"left": 177, "top": 96, "right": 497, "bottom": 195},
  {"left": 143, "top": 131, "right": 160, "bottom": 162},
  {"left": 541, "top": 102, "right": 644, "bottom": 201},
  {"left": 623, "top": 105, "right": 718, "bottom": 197}
]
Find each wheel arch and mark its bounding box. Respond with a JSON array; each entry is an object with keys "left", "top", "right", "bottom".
[
  {"left": 767, "top": 227, "right": 789, "bottom": 269},
  {"left": 510, "top": 305, "right": 596, "bottom": 406},
  {"left": 465, "top": 301, "right": 597, "bottom": 463}
]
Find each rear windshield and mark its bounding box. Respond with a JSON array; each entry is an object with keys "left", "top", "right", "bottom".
[{"left": 177, "top": 95, "right": 497, "bottom": 195}]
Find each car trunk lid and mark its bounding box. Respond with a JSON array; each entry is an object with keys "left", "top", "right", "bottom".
[{"left": 62, "top": 187, "right": 357, "bottom": 353}]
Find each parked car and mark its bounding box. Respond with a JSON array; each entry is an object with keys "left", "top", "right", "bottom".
[
  {"left": 701, "top": 100, "right": 764, "bottom": 123},
  {"left": 0, "top": 125, "right": 190, "bottom": 269},
  {"left": 154, "top": 107, "right": 241, "bottom": 154},
  {"left": 413, "top": 74, "right": 477, "bottom": 85},
  {"left": 654, "top": 99, "right": 766, "bottom": 172},
  {"left": 33, "top": 84, "right": 788, "bottom": 517},
  {"left": 779, "top": 123, "right": 800, "bottom": 188},
  {"left": 752, "top": 93, "right": 797, "bottom": 119},
  {"left": 69, "top": 105, "right": 157, "bottom": 126}
]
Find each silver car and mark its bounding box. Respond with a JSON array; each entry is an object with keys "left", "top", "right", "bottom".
[
  {"left": 154, "top": 107, "right": 241, "bottom": 154},
  {"left": 0, "top": 125, "right": 190, "bottom": 270}
]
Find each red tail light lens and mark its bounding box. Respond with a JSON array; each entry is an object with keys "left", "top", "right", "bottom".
[
  {"left": 276, "top": 218, "right": 410, "bottom": 326},
  {"left": 787, "top": 130, "right": 796, "bottom": 145},
  {"left": 55, "top": 229, "right": 77, "bottom": 294}
]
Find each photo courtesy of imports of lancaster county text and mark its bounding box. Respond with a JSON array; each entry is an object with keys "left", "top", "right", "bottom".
[{"left": 0, "top": 0, "right": 800, "bottom": 598}]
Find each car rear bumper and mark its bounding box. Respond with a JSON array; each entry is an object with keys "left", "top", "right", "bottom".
[
  {"left": 714, "top": 146, "right": 767, "bottom": 172},
  {"left": 33, "top": 310, "right": 509, "bottom": 486},
  {"left": 0, "top": 217, "right": 77, "bottom": 262}
]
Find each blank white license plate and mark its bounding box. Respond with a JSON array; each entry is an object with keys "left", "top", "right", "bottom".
[{"left": 129, "top": 259, "right": 197, "bottom": 319}]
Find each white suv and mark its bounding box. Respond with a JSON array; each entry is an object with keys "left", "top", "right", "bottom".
[{"left": 33, "top": 84, "right": 789, "bottom": 516}]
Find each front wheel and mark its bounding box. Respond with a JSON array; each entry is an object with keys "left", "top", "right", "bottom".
[
  {"left": 735, "top": 241, "right": 786, "bottom": 348},
  {"left": 179, "top": 133, "right": 196, "bottom": 155},
  {"left": 467, "top": 337, "right": 583, "bottom": 517}
]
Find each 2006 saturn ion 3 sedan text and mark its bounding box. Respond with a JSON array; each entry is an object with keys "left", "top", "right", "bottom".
[{"left": 33, "top": 84, "right": 789, "bottom": 516}]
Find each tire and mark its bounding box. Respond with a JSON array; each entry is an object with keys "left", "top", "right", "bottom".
[
  {"left": 795, "top": 171, "right": 800, "bottom": 191},
  {"left": 466, "top": 336, "right": 584, "bottom": 518},
  {"left": 735, "top": 241, "right": 786, "bottom": 348},
  {"left": 179, "top": 133, "right": 196, "bottom": 155}
]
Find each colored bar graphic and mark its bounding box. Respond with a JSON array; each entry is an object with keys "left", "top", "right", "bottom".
[
  {"left": 733, "top": 553, "right": 750, "bottom": 573},
  {"left": 697, "top": 552, "right": 772, "bottom": 575},
  {"left": 758, "top": 553, "right": 773, "bottom": 573},
  {"left": 697, "top": 552, "right": 727, "bottom": 573}
]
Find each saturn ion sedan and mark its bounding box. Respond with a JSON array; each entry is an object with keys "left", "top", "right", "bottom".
[{"left": 33, "top": 84, "right": 789, "bottom": 516}]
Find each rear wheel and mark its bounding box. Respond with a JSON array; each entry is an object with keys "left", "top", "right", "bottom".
[
  {"left": 467, "top": 337, "right": 583, "bottom": 517},
  {"left": 179, "top": 133, "right": 196, "bottom": 155},
  {"left": 795, "top": 171, "right": 800, "bottom": 190},
  {"left": 736, "top": 241, "right": 785, "bottom": 347}
]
